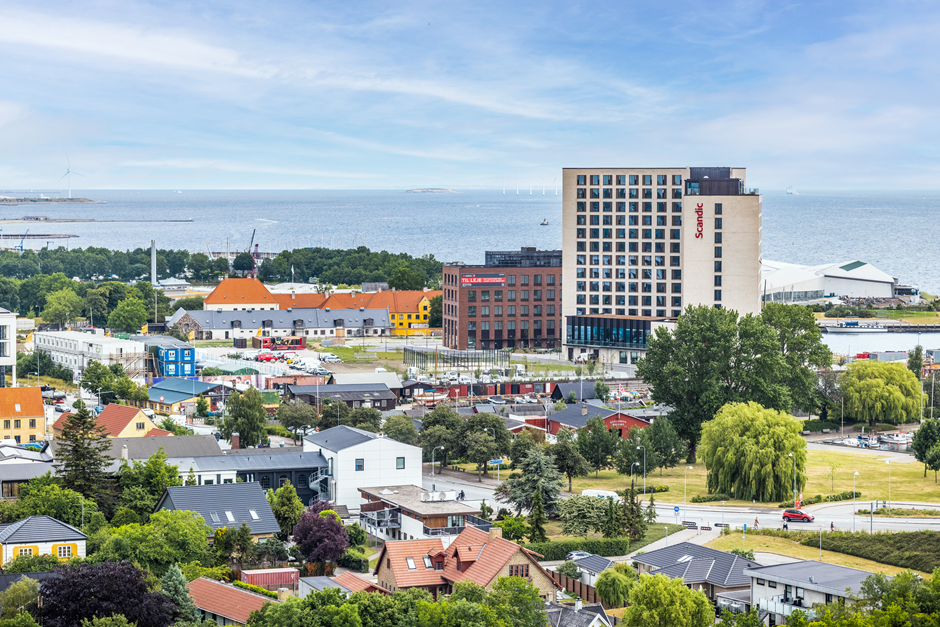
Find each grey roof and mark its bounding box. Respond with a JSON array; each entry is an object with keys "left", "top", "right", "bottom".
[
  {"left": 502, "top": 416, "right": 528, "bottom": 431},
  {"left": 0, "top": 516, "right": 87, "bottom": 544},
  {"left": 287, "top": 383, "right": 396, "bottom": 402},
  {"left": 0, "top": 572, "right": 61, "bottom": 594},
  {"left": 358, "top": 485, "right": 481, "bottom": 516},
  {"left": 223, "top": 445, "right": 305, "bottom": 456},
  {"left": 743, "top": 561, "right": 870, "bottom": 596},
  {"left": 300, "top": 576, "right": 351, "bottom": 594},
  {"left": 0, "top": 462, "right": 55, "bottom": 482},
  {"left": 573, "top": 554, "right": 615, "bottom": 574},
  {"left": 130, "top": 335, "right": 192, "bottom": 350},
  {"left": 175, "top": 308, "right": 391, "bottom": 330},
  {"left": 304, "top": 425, "right": 381, "bottom": 452},
  {"left": 633, "top": 542, "right": 761, "bottom": 588},
  {"left": 545, "top": 601, "right": 611, "bottom": 627},
  {"left": 155, "top": 482, "right": 281, "bottom": 536},
  {"left": 152, "top": 378, "right": 225, "bottom": 395},
  {"left": 549, "top": 404, "right": 614, "bottom": 429},
  {"left": 0, "top": 445, "right": 53, "bottom": 463},
  {"left": 50, "top": 435, "right": 223, "bottom": 460},
  {"left": 330, "top": 373, "right": 403, "bottom": 390},
  {"left": 553, "top": 383, "right": 597, "bottom": 402},
  {"left": 167, "top": 451, "right": 328, "bottom": 473}
]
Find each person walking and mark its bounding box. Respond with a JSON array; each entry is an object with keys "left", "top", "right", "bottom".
[
  {"left": 783, "top": 519, "right": 789, "bottom": 531},
  {"left": 830, "top": 521, "right": 835, "bottom": 532},
  {"left": 754, "top": 517, "right": 759, "bottom": 531}
]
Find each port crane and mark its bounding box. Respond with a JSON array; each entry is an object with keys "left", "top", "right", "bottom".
[{"left": 16, "top": 229, "right": 29, "bottom": 254}]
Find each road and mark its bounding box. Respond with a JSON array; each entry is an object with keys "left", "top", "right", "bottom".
[{"left": 421, "top": 473, "right": 497, "bottom": 510}]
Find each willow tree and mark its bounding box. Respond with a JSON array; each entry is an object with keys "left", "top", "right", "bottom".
[
  {"left": 841, "top": 361, "right": 926, "bottom": 427},
  {"left": 699, "top": 402, "right": 806, "bottom": 502}
]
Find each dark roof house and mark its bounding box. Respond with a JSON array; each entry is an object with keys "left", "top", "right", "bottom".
[
  {"left": 304, "top": 425, "right": 382, "bottom": 452},
  {"left": 633, "top": 542, "right": 761, "bottom": 597},
  {"left": 546, "top": 600, "right": 611, "bottom": 627},
  {"left": 0, "top": 516, "right": 87, "bottom": 545},
  {"left": 154, "top": 482, "right": 280, "bottom": 537},
  {"left": 286, "top": 383, "right": 397, "bottom": 410}
]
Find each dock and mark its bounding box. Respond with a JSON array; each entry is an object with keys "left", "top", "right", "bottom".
[{"left": 0, "top": 234, "right": 77, "bottom": 240}]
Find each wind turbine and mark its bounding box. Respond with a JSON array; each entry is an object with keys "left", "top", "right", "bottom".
[{"left": 58, "top": 156, "right": 84, "bottom": 199}]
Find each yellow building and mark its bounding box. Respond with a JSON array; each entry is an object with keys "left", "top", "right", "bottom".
[
  {"left": 0, "top": 387, "right": 47, "bottom": 443},
  {"left": 52, "top": 404, "right": 167, "bottom": 439},
  {"left": 0, "top": 516, "right": 88, "bottom": 565}
]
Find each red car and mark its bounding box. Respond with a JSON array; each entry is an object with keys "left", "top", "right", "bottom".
[{"left": 782, "top": 509, "right": 814, "bottom": 523}]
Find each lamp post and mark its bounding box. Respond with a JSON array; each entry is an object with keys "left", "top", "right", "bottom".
[
  {"left": 853, "top": 471, "right": 859, "bottom": 532},
  {"left": 431, "top": 446, "right": 445, "bottom": 476},
  {"left": 684, "top": 466, "right": 693, "bottom": 521},
  {"left": 789, "top": 452, "right": 797, "bottom": 507},
  {"left": 637, "top": 444, "right": 646, "bottom": 498},
  {"left": 631, "top": 462, "right": 639, "bottom": 488},
  {"left": 887, "top": 460, "right": 891, "bottom": 511},
  {"left": 721, "top": 501, "right": 725, "bottom": 526},
  {"left": 828, "top": 468, "right": 832, "bottom": 503},
  {"left": 28, "top": 371, "right": 38, "bottom": 388},
  {"left": 664, "top": 526, "right": 669, "bottom": 546}
]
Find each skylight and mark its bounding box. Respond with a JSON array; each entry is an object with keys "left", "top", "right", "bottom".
[
  {"left": 677, "top": 555, "right": 694, "bottom": 563},
  {"left": 249, "top": 510, "right": 259, "bottom": 520},
  {"left": 225, "top": 511, "right": 235, "bottom": 522},
  {"left": 209, "top": 512, "right": 220, "bottom": 523},
  {"left": 423, "top": 556, "right": 433, "bottom": 569},
  {"left": 406, "top": 557, "right": 416, "bottom": 570}
]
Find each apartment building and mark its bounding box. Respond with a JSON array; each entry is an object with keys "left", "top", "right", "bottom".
[
  {"left": 34, "top": 330, "right": 144, "bottom": 376},
  {"left": 442, "top": 247, "right": 562, "bottom": 350},
  {"left": 0, "top": 308, "right": 16, "bottom": 387},
  {"left": 561, "top": 167, "right": 762, "bottom": 364}
]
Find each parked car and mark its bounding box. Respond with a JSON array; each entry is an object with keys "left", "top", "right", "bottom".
[
  {"left": 257, "top": 353, "right": 277, "bottom": 362},
  {"left": 565, "top": 550, "right": 592, "bottom": 561},
  {"left": 54, "top": 404, "right": 69, "bottom": 413},
  {"left": 782, "top": 509, "right": 814, "bottom": 523}
]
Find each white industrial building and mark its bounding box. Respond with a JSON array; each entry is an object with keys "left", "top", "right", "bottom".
[
  {"left": 34, "top": 330, "right": 145, "bottom": 376},
  {"left": 761, "top": 260, "right": 897, "bottom": 302},
  {"left": 168, "top": 307, "right": 392, "bottom": 341},
  {"left": 303, "top": 425, "right": 422, "bottom": 514},
  {"left": 0, "top": 309, "right": 16, "bottom": 386}
]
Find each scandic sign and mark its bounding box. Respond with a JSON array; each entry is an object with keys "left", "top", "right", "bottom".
[
  {"left": 461, "top": 273, "right": 506, "bottom": 286},
  {"left": 695, "top": 202, "right": 704, "bottom": 239}
]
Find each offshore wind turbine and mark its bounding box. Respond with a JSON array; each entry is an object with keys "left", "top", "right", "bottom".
[
  {"left": 529, "top": 177, "right": 533, "bottom": 195},
  {"left": 516, "top": 177, "right": 519, "bottom": 195},
  {"left": 58, "top": 155, "right": 84, "bottom": 199},
  {"left": 502, "top": 177, "right": 506, "bottom": 194},
  {"left": 542, "top": 177, "right": 545, "bottom": 195}
]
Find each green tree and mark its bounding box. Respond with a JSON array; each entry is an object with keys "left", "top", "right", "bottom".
[
  {"left": 117, "top": 446, "right": 182, "bottom": 506},
  {"left": 100, "top": 510, "right": 212, "bottom": 575},
  {"left": 388, "top": 266, "right": 426, "bottom": 290},
  {"left": 729, "top": 547, "right": 755, "bottom": 561},
  {"left": 612, "top": 426, "right": 660, "bottom": 478},
  {"left": 509, "top": 430, "right": 540, "bottom": 470},
  {"left": 760, "top": 303, "right": 833, "bottom": 412},
  {"left": 17, "top": 483, "right": 100, "bottom": 529},
  {"left": 602, "top": 497, "right": 619, "bottom": 538},
  {"left": 547, "top": 427, "right": 591, "bottom": 492},
  {"left": 699, "top": 402, "right": 807, "bottom": 502},
  {"left": 172, "top": 296, "right": 205, "bottom": 311},
  {"left": 232, "top": 253, "right": 255, "bottom": 276},
  {"left": 577, "top": 416, "right": 619, "bottom": 476},
  {"left": 347, "top": 407, "right": 382, "bottom": 432},
  {"left": 196, "top": 396, "right": 209, "bottom": 417},
  {"left": 927, "top": 445, "right": 940, "bottom": 483},
  {"left": 79, "top": 360, "right": 115, "bottom": 394},
  {"left": 420, "top": 425, "right": 454, "bottom": 473},
  {"left": 0, "top": 576, "right": 39, "bottom": 619},
  {"left": 526, "top": 488, "right": 547, "bottom": 543},
  {"left": 621, "top": 573, "right": 712, "bottom": 627},
  {"left": 556, "top": 561, "right": 581, "bottom": 580},
  {"left": 107, "top": 297, "right": 149, "bottom": 332},
  {"left": 110, "top": 506, "right": 140, "bottom": 527},
  {"left": 428, "top": 294, "right": 442, "bottom": 327},
  {"left": 494, "top": 515, "right": 528, "bottom": 542},
  {"left": 498, "top": 448, "right": 564, "bottom": 517},
  {"left": 80, "top": 617, "right": 136, "bottom": 627},
  {"left": 459, "top": 413, "right": 512, "bottom": 460},
  {"left": 277, "top": 401, "right": 317, "bottom": 443},
  {"left": 644, "top": 493, "right": 657, "bottom": 524},
  {"left": 842, "top": 360, "right": 926, "bottom": 426},
  {"left": 52, "top": 401, "right": 112, "bottom": 499},
  {"left": 83, "top": 288, "right": 109, "bottom": 325},
  {"left": 221, "top": 388, "right": 268, "bottom": 447},
  {"left": 382, "top": 415, "right": 418, "bottom": 446},
  {"left": 593, "top": 380, "right": 610, "bottom": 402},
  {"left": 40, "top": 288, "right": 83, "bottom": 326},
  {"left": 185, "top": 467, "right": 197, "bottom": 486},
  {"left": 647, "top": 416, "right": 686, "bottom": 476},
  {"left": 161, "top": 564, "right": 198, "bottom": 623},
  {"left": 618, "top": 485, "right": 647, "bottom": 540},
  {"left": 487, "top": 576, "right": 545, "bottom": 627},
  {"left": 595, "top": 569, "right": 633, "bottom": 608},
  {"left": 558, "top": 494, "right": 607, "bottom": 536},
  {"left": 636, "top": 304, "right": 792, "bottom": 460},
  {"left": 909, "top": 345, "right": 924, "bottom": 380},
  {"left": 267, "top": 481, "right": 304, "bottom": 539},
  {"left": 912, "top": 418, "right": 940, "bottom": 478},
  {"left": 464, "top": 431, "right": 499, "bottom": 482}
]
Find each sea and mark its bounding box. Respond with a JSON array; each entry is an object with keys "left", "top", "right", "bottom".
[{"left": 3, "top": 187, "right": 938, "bottom": 352}]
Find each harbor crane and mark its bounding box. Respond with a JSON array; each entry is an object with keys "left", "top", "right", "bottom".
[{"left": 16, "top": 229, "right": 29, "bottom": 254}]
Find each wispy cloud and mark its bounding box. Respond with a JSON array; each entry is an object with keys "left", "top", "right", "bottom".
[{"left": 120, "top": 159, "right": 378, "bottom": 178}]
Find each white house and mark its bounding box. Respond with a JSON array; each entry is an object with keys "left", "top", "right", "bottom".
[
  {"left": 0, "top": 308, "right": 16, "bottom": 386},
  {"left": 34, "top": 329, "right": 145, "bottom": 376},
  {"left": 358, "top": 484, "right": 482, "bottom": 542},
  {"left": 745, "top": 560, "right": 868, "bottom": 625},
  {"left": 0, "top": 515, "right": 88, "bottom": 565},
  {"left": 303, "top": 425, "right": 422, "bottom": 513}
]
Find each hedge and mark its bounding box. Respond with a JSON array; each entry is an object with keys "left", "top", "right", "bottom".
[
  {"left": 779, "top": 491, "right": 860, "bottom": 508},
  {"left": 801, "top": 420, "right": 839, "bottom": 433},
  {"left": 232, "top": 580, "right": 278, "bottom": 598},
  {"left": 800, "top": 530, "right": 940, "bottom": 573},
  {"left": 521, "top": 524, "right": 685, "bottom": 561},
  {"left": 691, "top": 494, "right": 730, "bottom": 503},
  {"left": 265, "top": 425, "right": 293, "bottom": 438},
  {"left": 638, "top": 485, "right": 669, "bottom": 494}
]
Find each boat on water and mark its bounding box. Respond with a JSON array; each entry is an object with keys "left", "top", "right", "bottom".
[
  {"left": 824, "top": 321, "right": 887, "bottom": 333},
  {"left": 879, "top": 432, "right": 912, "bottom": 445},
  {"left": 786, "top": 186, "right": 797, "bottom": 195},
  {"left": 540, "top": 218, "right": 549, "bottom": 225}
]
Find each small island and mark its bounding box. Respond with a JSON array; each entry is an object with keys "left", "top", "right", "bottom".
[
  {"left": 405, "top": 188, "right": 457, "bottom": 194},
  {"left": 0, "top": 197, "right": 104, "bottom": 205}
]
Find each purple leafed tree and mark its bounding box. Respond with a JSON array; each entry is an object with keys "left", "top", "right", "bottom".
[
  {"left": 39, "top": 561, "right": 175, "bottom": 627},
  {"left": 293, "top": 509, "right": 349, "bottom": 563}
]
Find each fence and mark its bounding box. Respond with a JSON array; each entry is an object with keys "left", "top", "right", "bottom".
[
  {"left": 549, "top": 571, "right": 599, "bottom": 605},
  {"left": 195, "top": 350, "right": 288, "bottom": 376}
]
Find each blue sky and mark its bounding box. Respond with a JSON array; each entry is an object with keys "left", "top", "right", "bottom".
[{"left": 0, "top": 0, "right": 936, "bottom": 190}]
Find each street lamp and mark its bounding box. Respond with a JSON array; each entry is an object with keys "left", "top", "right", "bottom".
[
  {"left": 684, "top": 466, "right": 693, "bottom": 521},
  {"left": 664, "top": 526, "right": 669, "bottom": 546},
  {"left": 789, "top": 452, "right": 797, "bottom": 507},
  {"left": 637, "top": 444, "right": 646, "bottom": 497},
  {"left": 631, "top": 461, "right": 640, "bottom": 487},
  {"left": 853, "top": 471, "right": 859, "bottom": 532},
  {"left": 431, "top": 446, "right": 445, "bottom": 476},
  {"left": 886, "top": 460, "right": 891, "bottom": 511}
]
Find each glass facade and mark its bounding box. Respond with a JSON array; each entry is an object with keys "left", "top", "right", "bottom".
[{"left": 565, "top": 316, "right": 652, "bottom": 350}]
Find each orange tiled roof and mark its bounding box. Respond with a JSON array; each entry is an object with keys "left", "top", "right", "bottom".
[
  {"left": 95, "top": 404, "right": 147, "bottom": 436},
  {"left": 0, "top": 388, "right": 44, "bottom": 418},
  {"left": 51, "top": 412, "right": 73, "bottom": 432},
  {"left": 187, "top": 577, "right": 271, "bottom": 624},
  {"left": 320, "top": 293, "right": 373, "bottom": 310},
  {"left": 203, "top": 278, "right": 275, "bottom": 305},
  {"left": 333, "top": 571, "right": 391, "bottom": 595},
  {"left": 442, "top": 526, "right": 544, "bottom": 587},
  {"left": 145, "top": 428, "right": 173, "bottom": 437},
  {"left": 374, "top": 538, "right": 446, "bottom": 588},
  {"left": 273, "top": 293, "right": 327, "bottom": 309},
  {"left": 392, "top": 291, "right": 439, "bottom": 313}
]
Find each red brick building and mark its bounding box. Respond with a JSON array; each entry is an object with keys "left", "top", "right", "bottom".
[
  {"left": 546, "top": 404, "right": 651, "bottom": 438},
  {"left": 443, "top": 248, "right": 562, "bottom": 350}
]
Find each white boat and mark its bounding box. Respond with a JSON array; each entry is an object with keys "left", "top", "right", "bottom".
[
  {"left": 825, "top": 322, "right": 887, "bottom": 333},
  {"left": 540, "top": 218, "right": 549, "bottom": 225},
  {"left": 786, "top": 187, "right": 797, "bottom": 195},
  {"left": 879, "top": 432, "right": 912, "bottom": 444}
]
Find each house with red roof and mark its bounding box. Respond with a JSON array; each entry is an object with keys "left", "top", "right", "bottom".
[
  {"left": 372, "top": 526, "right": 556, "bottom": 600},
  {"left": 52, "top": 404, "right": 166, "bottom": 439},
  {"left": 203, "top": 278, "right": 279, "bottom": 311},
  {"left": 187, "top": 577, "right": 274, "bottom": 626}
]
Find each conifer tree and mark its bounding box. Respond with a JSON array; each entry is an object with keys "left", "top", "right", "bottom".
[
  {"left": 53, "top": 400, "right": 112, "bottom": 498},
  {"left": 527, "top": 488, "right": 548, "bottom": 544},
  {"left": 618, "top": 484, "right": 647, "bottom": 541},
  {"left": 161, "top": 564, "right": 198, "bottom": 622},
  {"left": 602, "top": 497, "right": 619, "bottom": 538},
  {"left": 185, "top": 467, "right": 197, "bottom": 486},
  {"left": 644, "top": 493, "right": 658, "bottom": 525}
]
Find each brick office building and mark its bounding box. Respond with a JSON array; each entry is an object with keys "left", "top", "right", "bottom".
[{"left": 442, "top": 248, "right": 562, "bottom": 350}]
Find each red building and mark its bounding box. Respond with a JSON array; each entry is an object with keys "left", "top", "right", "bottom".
[{"left": 546, "top": 404, "right": 651, "bottom": 438}]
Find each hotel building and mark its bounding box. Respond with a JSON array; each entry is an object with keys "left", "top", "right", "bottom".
[{"left": 561, "top": 167, "right": 762, "bottom": 364}]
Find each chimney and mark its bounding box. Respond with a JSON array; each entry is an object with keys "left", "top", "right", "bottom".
[
  {"left": 231, "top": 432, "right": 240, "bottom": 449},
  {"left": 488, "top": 527, "right": 503, "bottom": 541},
  {"left": 581, "top": 405, "right": 587, "bottom": 415},
  {"left": 574, "top": 597, "right": 582, "bottom": 612},
  {"left": 277, "top": 588, "right": 290, "bottom": 601},
  {"left": 121, "top": 445, "right": 128, "bottom": 461}
]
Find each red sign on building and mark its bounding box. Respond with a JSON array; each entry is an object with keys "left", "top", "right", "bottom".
[{"left": 461, "top": 273, "right": 506, "bottom": 286}]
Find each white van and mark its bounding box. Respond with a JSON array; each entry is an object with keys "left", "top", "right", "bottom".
[{"left": 582, "top": 489, "right": 620, "bottom": 501}]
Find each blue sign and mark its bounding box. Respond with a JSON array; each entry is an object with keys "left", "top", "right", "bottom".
[
  {"left": 674, "top": 506, "right": 680, "bottom": 513},
  {"left": 488, "top": 459, "right": 503, "bottom": 465}
]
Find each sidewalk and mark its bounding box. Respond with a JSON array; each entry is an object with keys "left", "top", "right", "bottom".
[{"left": 423, "top": 463, "right": 503, "bottom": 488}]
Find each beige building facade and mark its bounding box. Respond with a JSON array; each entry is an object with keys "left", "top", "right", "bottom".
[{"left": 561, "top": 167, "right": 762, "bottom": 364}]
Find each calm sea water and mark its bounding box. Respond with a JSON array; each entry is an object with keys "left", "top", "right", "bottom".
[{"left": 3, "top": 187, "right": 938, "bottom": 295}]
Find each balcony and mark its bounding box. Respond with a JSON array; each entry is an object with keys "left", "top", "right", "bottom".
[
  {"left": 465, "top": 514, "right": 494, "bottom": 532},
  {"left": 360, "top": 508, "right": 401, "bottom": 529},
  {"left": 423, "top": 525, "right": 465, "bottom": 537},
  {"left": 758, "top": 595, "right": 814, "bottom": 619},
  {"left": 565, "top": 334, "right": 648, "bottom": 350}
]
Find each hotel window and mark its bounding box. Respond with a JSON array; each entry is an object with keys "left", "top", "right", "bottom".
[
  {"left": 577, "top": 189, "right": 586, "bottom": 199},
  {"left": 715, "top": 290, "right": 722, "bottom": 301},
  {"left": 673, "top": 188, "right": 682, "bottom": 198},
  {"left": 603, "top": 228, "right": 612, "bottom": 238},
  {"left": 715, "top": 247, "right": 722, "bottom": 258},
  {"left": 590, "top": 228, "right": 599, "bottom": 238},
  {"left": 616, "top": 175, "right": 626, "bottom": 185},
  {"left": 630, "top": 202, "right": 638, "bottom": 212},
  {"left": 715, "top": 203, "right": 723, "bottom": 214},
  {"left": 603, "top": 189, "right": 612, "bottom": 199},
  {"left": 657, "top": 174, "right": 667, "bottom": 185},
  {"left": 715, "top": 217, "right": 723, "bottom": 229},
  {"left": 603, "top": 175, "right": 612, "bottom": 185},
  {"left": 672, "top": 216, "right": 682, "bottom": 226},
  {"left": 590, "top": 188, "right": 600, "bottom": 198},
  {"left": 642, "top": 188, "right": 652, "bottom": 199},
  {"left": 656, "top": 215, "right": 666, "bottom": 226},
  {"left": 629, "top": 188, "right": 638, "bottom": 198},
  {"left": 715, "top": 261, "right": 722, "bottom": 272},
  {"left": 655, "top": 256, "right": 665, "bottom": 266},
  {"left": 576, "top": 241, "right": 585, "bottom": 252},
  {"left": 673, "top": 202, "right": 682, "bottom": 212},
  {"left": 577, "top": 174, "right": 586, "bottom": 184},
  {"left": 672, "top": 297, "right": 682, "bottom": 307},
  {"left": 643, "top": 175, "right": 652, "bottom": 185},
  {"left": 629, "top": 175, "right": 639, "bottom": 185},
  {"left": 577, "top": 201, "right": 586, "bottom": 211},
  {"left": 656, "top": 283, "right": 666, "bottom": 293},
  {"left": 591, "top": 175, "right": 600, "bottom": 185},
  {"left": 657, "top": 188, "right": 667, "bottom": 199},
  {"left": 715, "top": 232, "right": 722, "bottom": 244},
  {"left": 657, "top": 202, "right": 666, "bottom": 212},
  {"left": 643, "top": 202, "right": 652, "bottom": 212},
  {"left": 577, "top": 215, "right": 586, "bottom": 225},
  {"left": 591, "top": 214, "right": 599, "bottom": 225},
  {"left": 673, "top": 174, "right": 682, "bottom": 185},
  {"left": 642, "top": 229, "right": 652, "bottom": 239},
  {"left": 655, "top": 229, "right": 664, "bottom": 239},
  {"left": 673, "top": 269, "right": 681, "bottom": 279},
  {"left": 672, "top": 283, "right": 682, "bottom": 293},
  {"left": 617, "top": 201, "right": 626, "bottom": 211},
  {"left": 616, "top": 188, "right": 626, "bottom": 198}
]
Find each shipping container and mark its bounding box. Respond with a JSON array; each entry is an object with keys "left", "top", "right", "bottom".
[
  {"left": 240, "top": 567, "right": 300, "bottom": 587},
  {"left": 251, "top": 336, "right": 308, "bottom": 350}
]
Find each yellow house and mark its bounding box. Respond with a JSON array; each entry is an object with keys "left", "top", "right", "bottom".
[
  {"left": 369, "top": 291, "right": 441, "bottom": 336},
  {"left": 0, "top": 515, "right": 88, "bottom": 565},
  {"left": 52, "top": 404, "right": 167, "bottom": 439},
  {"left": 0, "top": 387, "right": 47, "bottom": 444}
]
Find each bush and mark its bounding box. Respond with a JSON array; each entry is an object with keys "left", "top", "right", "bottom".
[
  {"left": 521, "top": 525, "right": 684, "bottom": 561},
  {"left": 801, "top": 420, "right": 840, "bottom": 433},
  {"left": 265, "top": 425, "right": 293, "bottom": 438},
  {"left": 779, "top": 491, "right": 860, "bottom": 508},
  {"left": 231, "top": 580, "right": 278, "bottom": 598},
  {"left": 556, "top": 560, "right": 581, "bottom": 579},
  {"left": 337, "top": 548, "right": 369, "bottom": 573},
  {"left": 691, "top": 494, "right": 730, "bottom": 503},
  {"left": 637, "top": 485, "right": 669, "bottom": 494},
  {"left": 799, "top": 530, "right": 940, "bottom": 573}
]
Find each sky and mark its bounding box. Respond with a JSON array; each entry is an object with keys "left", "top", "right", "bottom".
[{"left": 0, "top": 0, "right": 937, "bottom": 190}]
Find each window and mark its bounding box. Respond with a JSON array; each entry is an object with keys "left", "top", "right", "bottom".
[
  {"left": 260, "top": 476, "right": 270, "bottom": 489},
  {"left": 29, "top": 419, "right": 35, "bottom": 428},
  {"left": 298, "top": 474, "right": 307, "bottom": 488},
  {"left": 2, "top": 420, "right": 8, "bottom": 428},
  {"left": 715, "top": 261, "right": 722, "bottom": 272},
  {"left": 643, "top": 175, "right": 652, "bottom": 185},
  {"left": 18, "top": 548, "right": 33, "bottom": 557},
  {"left": 136, "top": 422, "right": 145, "bottom": 430},
  {"left": 507, "top": 275, "right": 516, "bottom": 285},
  {"left": 715, "top": 289, "right": 722, "bottom": 301},
  {"left": 209, "top": 512, "right": 221, "bottom": 523},
  {"left": 355, "top": 459, "right": 365, "bottom": 471},
  {"left": 396, "top": 457, "right": 405, "bottom": 470},
  {"left": 468, "top": 306, "right": 476, "bottom": 317},
  {"left": 225, "top": 511, "right": 235, "bottom": 522},
  {"left": 14, "top": 420, "right": 21, "bottom": 429},
  {"left": 435, "top": 561, "right": 444, "bottom": 570},
  {"left": 423, "top": 556, "right": 433, "bottom": 569},
  {"left": 280, "top": 474, "right": 289, "bottom": 486},
  {"left": 826, "top": 593, "right": 833, "bottom": 603},
  {"left": 249, "top": 510, "right": 260, "bottom": 520},
  {"left": 406, "top": 557, "right": 416, "bottom": 570},
  {"left": 715, "top": 217, "right": 723, "bottom": 229},
  {"left": 715, "top": 232, "right": 722, "bottom": 244},
  {"left": 673, "top": 174, "right": 682, "bottom": 185},
  {"left": 57, "top": 545, "right": 72, "bottom": 558},
  {"left": 796, "top": 587, "right": 805, "bottom": 599},
  {"left": 509, "top": 565, "right": 530, "bottom": 577},
  {"left": 715, "top": 247, "right": 722, "bottom": 258},
  {"left": 715, "top": 203, "right": 722, "bottom": 214},
  {"left": 577, "top": 174, "right": 586, "bottom": 185},
  {"left": 714, "top": 275, "right": 722, "bottom": 287},
  {"left": 591, "top": 175, "right": 600, "bottom": 185},
  {"left": 768, "top": 581, "right": 777, "bottom": 588}
]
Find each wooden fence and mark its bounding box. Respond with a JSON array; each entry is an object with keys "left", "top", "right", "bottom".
[{"left": 549, "top": 571, "right": 599, "bottom": 604}]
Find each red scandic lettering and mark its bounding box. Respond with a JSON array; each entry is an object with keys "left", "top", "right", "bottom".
[{"left": 695, "top": 203, "right": 704, "bottom": 239}]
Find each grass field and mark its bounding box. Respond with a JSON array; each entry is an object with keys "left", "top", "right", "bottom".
[{"left": 705, "top": 533, "right": 925, "bottom": 576}]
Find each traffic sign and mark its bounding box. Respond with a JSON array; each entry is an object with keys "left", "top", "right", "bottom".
[
  {"left": 159, "top": 396, "right": 165, "bottom": 402},
  {"left": 674, "top": 506, "right": 680, "bottom": 513},
  {"left": 488, "top": 459, "right": 503, "bottom": 465}
]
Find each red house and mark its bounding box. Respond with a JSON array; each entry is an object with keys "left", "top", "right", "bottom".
[{"left": 547, "top": 404, "right": 651, "bottom": 438}]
